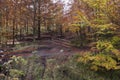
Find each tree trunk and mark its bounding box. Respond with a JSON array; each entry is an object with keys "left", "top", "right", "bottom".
[
  {"left": 26, "top": 21, "right": 29, "bottom": 36},
  {"left": 38, "top": 17, "right": 41, "bottom": 39},
  {"left": 32, "top": 0, "right": 37, "bottom": 41},
  {"left": 20, "top": 28, "right": 22, "bottom": 40},
  {"left": 12, "top": 19, "right": 15, "bottom": 46},
  {"left": 60, "top": 25, "right": 63, "bottom": 37},
  {"left": 37, "top": 0, "right": 41, "bottom": 39}
]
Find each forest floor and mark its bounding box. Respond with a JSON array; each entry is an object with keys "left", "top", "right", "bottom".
[
  {"left": 1, "top": 39, "right": 89, "bottom": 57},
  {"left": 11, "top": 39, "right": 88, "bottom": 57},
  {"left": 0, "top": 38, "right": 90, "bottom": 64}
]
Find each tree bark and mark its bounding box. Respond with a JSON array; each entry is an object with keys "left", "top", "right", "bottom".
[
  {"left": 37, "top": 0, "right": 41, "bottom": 39},
  {"left": 12, "top": 19, "right": 15, "bottom": 46},
  {"left": 32, "top": 0, "right": 37, "bottom": 41}
]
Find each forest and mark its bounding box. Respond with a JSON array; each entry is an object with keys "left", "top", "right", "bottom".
[{"left": 0, "top": 0, "right": 120, "bottom": 80}]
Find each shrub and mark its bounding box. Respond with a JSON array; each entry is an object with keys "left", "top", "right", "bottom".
[
  {"left": 96, "top": 40, "right": 114, "bottom": 53},
  {"left": 111, "top": 36, "right": 120, "bottom": 49},
  {"left": 77, "top": 40, "right": 120, "bottom": 80},
  {"left": 2, "top": 55, "right": 46, "bottom": 80}
]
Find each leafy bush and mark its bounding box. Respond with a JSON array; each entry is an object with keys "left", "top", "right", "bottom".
[
  {"left": 45, "top": 55, "right": 110, "bottom": 80},
  {"left": 96, "top": 40, "right": 114, "bottom": 53},
  {"left": 78, "top": 53, "right": 118, "bottom": 70},
  {"left": 77, "top": 53, "right": 120, "bottom": 80},
  {"left": 111, "top": 36, "right": 120, "bottom": 49},
  {"left": 77, "top": 40, "right": 120, "bottom": 80},
  {"left": 95, "top": 24, "right": 115, "bottom": 40},
  {"left": 9, "top": 69, "right": 25, "bottom": 78},
  {"left": 1, "top": 53, "right": 120, "bottom": 80},
  {"left": 2, "top": 55, "right": 46, "bottom": 80},
  {"left": 80, "top": 40, "right": 120, "bottom": 70}
]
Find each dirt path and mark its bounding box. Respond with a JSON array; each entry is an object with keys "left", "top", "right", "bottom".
[
  {"left": 31, "top": 39, "right": 87, "bottom": 56},
  {"left": 0, "top": 39, "right": 89, "bottom": 60}
]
